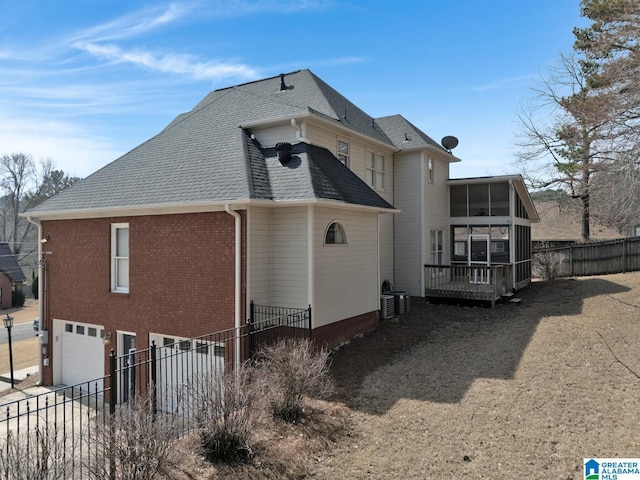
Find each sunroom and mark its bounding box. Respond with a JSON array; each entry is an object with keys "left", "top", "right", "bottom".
[{"left": 424, "top": 175, "right": 539, "bottom": 307}]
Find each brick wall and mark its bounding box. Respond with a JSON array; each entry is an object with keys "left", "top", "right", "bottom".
[
  {"left": 0, "top": 274, "right": 12, "bottom": 309},
  {"left": 40, "top": 211, "right": 246, "bottom": 384}
]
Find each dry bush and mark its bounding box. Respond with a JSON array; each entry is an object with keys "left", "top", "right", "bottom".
[
  {"left": 86, "top": 394, "right": 180, "bottom": 480},
  {"left": 533, "top": 248, "right": 566, "bottom": 279},
  {"left": 256, "top": 338, "right": 334, "bottom": 423},
  {"left": 0, "top": 424, "right": 74, "bottom": 479},
  {"left": 181, "top": 363, "right": 258, "bottom": 464}
]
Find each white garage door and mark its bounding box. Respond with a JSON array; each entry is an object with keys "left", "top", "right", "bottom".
[
  {"left": 59, "top": 321, "right": 105, "bottom": 387},
  {"left": 149, "top": 333, "right": 225, "bottom": 413}
]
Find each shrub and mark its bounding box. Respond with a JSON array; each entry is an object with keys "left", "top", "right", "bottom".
[
  {"left": 533, "top": 249, "right": 566, "bottom": 280},
  {"left": 12, "top": 290, "right": 25, "bottom": 307},
  {"left": 257, "top": 338, "right": 334, "bottom": 423},
  {"left": 182, "top": 363, "right": 257, "bottom": 464},
  {"left": 0, "top": 425, "right": 74, "bottom": 478},
  {"left": 86, "top": 394, "right": 180, "bottom": 480}
]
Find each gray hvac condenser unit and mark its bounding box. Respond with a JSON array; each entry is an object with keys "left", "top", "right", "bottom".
[
  {"left": 380, "top": 295, "right": 395, "bottom": 320},
  {"left": 388, "top": 291, "right": 410, "bottom": 315}
]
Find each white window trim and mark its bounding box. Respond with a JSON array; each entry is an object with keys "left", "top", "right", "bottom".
[
  {"left": 427, "top": 158, "right": 434, "bottom": 184},
  {"left": 366, "top": 150, "right": 386, "bottom": 191},
  {"left": 111, "top": 223, "right": 129, "bottom": 294},
  {"left": 430, "top": 229, "right": 444, "bottom": 265},
  {"left": 324, "top": 221, "right": 348, "bottom": 246},
  {"left": 337, "top": 138, "right": 350, "bottom": 168}
]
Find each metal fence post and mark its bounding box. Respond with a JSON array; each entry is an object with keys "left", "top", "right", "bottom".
[
  {"left": 108, "top": 349, "right": 117, "bottom": 480},
  {"left": 307, "top": 305, "right": 312, "bottom": 340},
  {"left": 109, "top": 350, "right": 117, "bottom": 415},
  {"left": 150, "top": 341, "right": 157, "bottom": 416},
  {"left": 246, "top": 300, "right": 255, "bottom": 359}
]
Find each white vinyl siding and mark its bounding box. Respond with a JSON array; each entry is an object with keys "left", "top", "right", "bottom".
[
  {"left": 393, "top": 152, "right": 423, "bottom": 296},
  {"left": 250, "top": 123, "right": 298, "bottom": 147},
  {"left": 424, "top": 154, "right": 450, "bottom": 269},
  {"left": 248, "top": 207, "right": 272, "bottom": 305},
  {"left": 314, "top": 208, "right": 379, "bottom": 328},
  {"left": 270, "top": 207, "right": 308, "bottom": 307},
  {"left": 248, "top": 207, "right": 309, "bottom": 308}
]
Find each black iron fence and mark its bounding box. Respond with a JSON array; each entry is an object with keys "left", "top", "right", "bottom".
[{"left": 0, "top": 304, "right": 311, "bottom": 479}]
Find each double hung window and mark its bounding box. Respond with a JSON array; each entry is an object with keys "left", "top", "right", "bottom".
[
  {"left": 111, "top": 223, "right": 129, "bottom": 293},
  {"left": 366, "top": 151, "right": 385, "bottom": 190},
  {"left": 337, "top": 139, "right": 350, "bottom": 167}
]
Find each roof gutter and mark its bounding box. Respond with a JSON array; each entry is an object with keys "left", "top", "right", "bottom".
[
  {"left": 26, "top": 215, "right": 44, "bottom": 385},
  {"left": 224, "top": 204, "right": 242, "bottom": 370}
]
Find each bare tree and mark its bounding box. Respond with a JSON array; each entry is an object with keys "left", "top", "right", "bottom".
[
  {"left": 0, "top": 153, "right": 35, "bottom": 255},
  {"left": 517, "top": 54, "right": 620, "bottom": 242},
  {"left": 0, "top": 154, "right": 80, "bottom": 268}
]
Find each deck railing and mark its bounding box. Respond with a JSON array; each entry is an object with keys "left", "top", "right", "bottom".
[{"left": 424, "top": 264, "right": 507, "bottom": 308}]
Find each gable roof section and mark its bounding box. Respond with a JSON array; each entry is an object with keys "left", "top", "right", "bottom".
[
  {"left": 0, "top": 243, "right": 26, "bottom": 283},
  {"left": 375, "top": 114, "right": 461, "bottom": 161},
  {"left": 447, "top": 175, "right": 540, "bottom": 222},
  {"left": 26, "top": 70, "right": 397, "bottom": 219}
]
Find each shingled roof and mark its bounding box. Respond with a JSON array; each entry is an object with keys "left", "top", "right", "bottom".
[
  {"left": 375, "top": 114, "right": 459, "bottom": 159},
  {"left": 27, "top": 70, "right": 396, "bottom": 217},
  {"left": 0, "top": 243, "right": 26, "bottom": 283}
]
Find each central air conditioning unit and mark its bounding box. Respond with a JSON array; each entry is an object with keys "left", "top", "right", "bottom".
[
  {"left": 380, "top": 294, "right": 395, "bottom": 320},
  {"left": 388, "top": 291, "right": 410, "bottom": 315}
]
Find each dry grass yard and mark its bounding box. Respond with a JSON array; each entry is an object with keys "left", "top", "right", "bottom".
[
  {"left": 315, "top": 272, "right": 640, "bottom": 479},
  {"left": 4, "top": 277, "right": 639, "bottom": 479}
]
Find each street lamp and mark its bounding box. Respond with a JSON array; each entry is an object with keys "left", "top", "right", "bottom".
[{"left": 3, "top": 314, "right": 14, "bottom": 388}]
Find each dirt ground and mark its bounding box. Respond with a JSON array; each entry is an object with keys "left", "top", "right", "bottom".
[{"left": 314, "top": 272, "right": 640, "bottom": 479}]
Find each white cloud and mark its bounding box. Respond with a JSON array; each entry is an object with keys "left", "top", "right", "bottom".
[
  {"left": 68, "top": 3, "right": 189, "bottom": 44},
  {"left": 0, "top": 115, "right": 121, "bottom": 178},
  {"left": 75, "top": 42, "right": 260, "bottom": 81},
  {"left": 470, "top": 74, "right": 534, "bottom": 92}
]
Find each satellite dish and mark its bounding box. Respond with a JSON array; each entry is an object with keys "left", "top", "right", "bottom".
[{"left": 441, "top": 136, "right": 459, "bottom": 152}]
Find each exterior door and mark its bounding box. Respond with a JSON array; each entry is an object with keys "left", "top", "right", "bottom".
[
  {"left": 119, "top": 333, "right": 136, "bottom": 403},
  {"left": 468, "top": 234, "right": 490, "bottom": 284}
]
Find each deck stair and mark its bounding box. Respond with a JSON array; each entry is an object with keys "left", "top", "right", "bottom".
[{"left": 509, "top": 297, "right": 522, "bottom": 305}]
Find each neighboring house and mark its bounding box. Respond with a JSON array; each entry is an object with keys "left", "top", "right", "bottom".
[
  {"left": 0, "top": 243, "right": 26, "bottom": 309},
  {"left": 532, "top": 199, "right": 624, "bottom": 248},
  {"left": 24, "top": 69, "right": 538, "bottom": 387}
]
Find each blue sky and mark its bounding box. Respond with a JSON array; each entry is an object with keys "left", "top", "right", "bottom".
[{"left": 0, "top": 1, "right": 586, "bottom": 179}]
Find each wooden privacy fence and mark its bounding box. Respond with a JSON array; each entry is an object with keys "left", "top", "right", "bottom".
[{"left": 533, "top": 237, "right": 640, "bottom": 277}]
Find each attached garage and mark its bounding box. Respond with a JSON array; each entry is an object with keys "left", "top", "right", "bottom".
[
  {"left": 54, "top": 319, "right": 105, "bottom": 387},
  {"left": 150, "top": 333, "right": 225, "bottom": 412}
]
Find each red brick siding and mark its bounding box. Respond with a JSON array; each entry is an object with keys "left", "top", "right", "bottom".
[
  {"left": 0, "top": 274, "right": 12, "bottom": 309},
  {"left": 312, "top": 311, "right": 379, "bottom": 349},
  {"left": 40, "top": 211, "right": 246, "bottom": 385}
]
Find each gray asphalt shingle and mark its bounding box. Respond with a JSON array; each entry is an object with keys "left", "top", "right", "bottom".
[{"left": 27, "top": 70, "right": 397, "bottom": 216}]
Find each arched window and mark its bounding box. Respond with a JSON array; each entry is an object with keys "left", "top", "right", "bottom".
[{"left": 325, "top": 222, "right": 347, "bottom": 245}]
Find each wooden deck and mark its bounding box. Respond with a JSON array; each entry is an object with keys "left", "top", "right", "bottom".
[{"left": 424, "top": 265, "right": 509, "bottom": 308}]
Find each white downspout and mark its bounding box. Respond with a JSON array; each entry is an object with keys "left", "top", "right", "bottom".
[
  {"left": 26, "top": 216, "right": 44, "bottom": 384},
  {"left": 224, "top": 205, "right": 242, "bottom": 369}
]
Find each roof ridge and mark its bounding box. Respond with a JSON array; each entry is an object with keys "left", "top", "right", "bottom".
[{"left": 214, "top": 69, "right": 304, "bottom": 93}]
